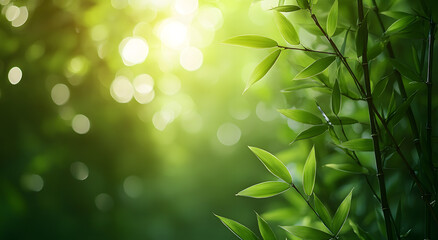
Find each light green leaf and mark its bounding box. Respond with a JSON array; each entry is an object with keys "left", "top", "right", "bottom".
[
  {"left": 292, "top": 125, "right": 328, "bottom": 143},
  {"left": 278, "top": 109, "right": 322, "bottom": 125},
  {"left": 271, "top": 5, "right": 301, "bottom": 12},
  {"left": 249, "top": 147, "right": 292, "bottom": 183},
  {"left": 274, "top": 12, "right": 300, "bottom": 45},
  {"left": 296, "top": 0, "right": 310, "bottom": 9},
  {"left": 325, "top": 163, "right": 369, "bottom": 174},
  {"left": 224, "top": 35, "right": 278, "bottom": 48},
  {"left": 313, "top": 194, "right": 332, "bottom": 230},
  {"left": 257, "top": 213, "right": 277, "bottom": 240},
  {"left": 380, "top": 11, "right": 411, "bottom": 19},
  {"left": 339, "top": 139, "right": 373, "bottom": 151},
  {"left": 281, "top": 80, "right": 324, "bottom": 92},
  {"left": 281, "top": 226, "right": 332, "bottom": 240},
  {"left": 349, "top": 220, "right": 373, "bottom": 240},
  {"left": 303, "top": 146, "right": 316, "bottom": 196},
  {"left": 331, "top": 79, "right": 340, "bottom": 115},
  {"left": 332, "top": 189, "right": 353, "bottom": 235},
  {"left": 386, "top": 16, "right": 416, "bottom": 35},
  {"left": 326, "top": 0, "right": 338, "bottom": 37},
  {"left": 245, "top": 49, "right": 282, "bottom": 92},
  {"left": 237, "top": 181, "right": 290, "bottom": 198},
  {"left": 294, "top": 57, "right": 336, "bottom": 80},
  {"left": 215, "top": 215, "right": 259, "bottom": 240},
  {"left": 326, "top": 116, "right": 358, "bottom": 125}
]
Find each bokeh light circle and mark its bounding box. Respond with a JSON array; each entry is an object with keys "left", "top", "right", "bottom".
[
  {"left": 51, "top": 83, "right": 70, "bottom": 105},
  {"left": 119, "top": 37, "right": 149, "bottom": 66},
  {"left": 72, "top": 114, "right": 90, "bottom": 134},
  {"left": 110, "top": 76, "right": 134, "bottom": 103},
  {"left": 180, "top": 47, "right": 203, "bottom": 71},
  {"left": 8, "top": 66, "right": 22, "bottom": 85},
  {"left": 217, "top": 123, "right": 241, "bottom": 146}
]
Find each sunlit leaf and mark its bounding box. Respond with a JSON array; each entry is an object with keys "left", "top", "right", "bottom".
[
  {"left": 326, "top": 116, "right": 358, "bottom": 125},
  {"left": 245, "top": 49, "right": 282, "bottom": 92},
  {"left": 339, "top": 139, "right": 373, "bottom": 151},
  {"left": 278, "top": 109, "right": 322, "bottom": 125},
  {"left": 325, "top": 163, "right": 369, "bottom": 174},
  {"left": 257, "top": 213, "right": 277, "bottom": 240},
  {"left": 271, "top": 5, "right": 301, "bottom": 12},
  {"left": 281, "top": 226, "right": 332, "bottom": 240},
  {"left": 296, "top": 0, "right": 309, "bottom": 9},
  {"left": 349, "top": 220, "right": 373, "bottom": 240},
  {"left": 292, "top": 125, "right": 328, "bottom": 143},
  {"left": 294, "top": 57, "right": 336, "bottom": 80},
  {"left": 249, "top": 147, "right": 292, "bottom": 183},
  {"left": 237, "top": 181, "right": 290, "bottom": 198},
  {"left": 314, "top": 194, "right": 332, "bottom": 230},
  {"left": 216, "top": 215, "right": 259, "bottom": 240},
  {"left": 331, "top": 79, "right": 340, "bottom": 115},
  {"left": 332, "top": 189, "right": 353, "bottom": 235},
  {"left": 281, "top": 80, "right": 324, "bottom": 92},
  {"left": 385, "top": 16, "right": 416, "bottom": 35},
  {"left": 380, "top": 11, "right": 411, "bottom": 19},
  {"left": 303, "top": 146, "right": 316, "bottom": 196},
  {"left": 274, "top": 12, "right": 300, "bottom": 45},
  {"left": 326, "top": 0, "right": 338, "bottom": 37},
  {"left": 224, "top": 35, "right": 278, "bottom": 48}
]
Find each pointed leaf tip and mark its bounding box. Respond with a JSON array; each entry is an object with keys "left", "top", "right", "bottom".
[{"left": 248, "top": 146, "right": 292, "bottom": 184}]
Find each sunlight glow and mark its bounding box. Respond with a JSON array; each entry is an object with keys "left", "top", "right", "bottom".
[
  {"left": 159, "top": 19, "right": 188, "bottom": 49},
  {"left": 21, "top": 174, "right": 44, "bottom": 192},
  {"left": 51, "top": 83, "right": 70, "bottom": 105},
  {"left": 197, "top": 6, "right": 223, "bottom": 31},
  {"left": 120, "top": 37, "right": 149, "bottom": 66},
  {"left": 180, "top": 47, "right": 203, "bottom": 71},
  {"left": 11, "top": 6, "right": 28, "bottom": 27},
  {"left": 70, "top": 161, "right": 89, "bottom": 181},
  {"left": 72, "top": 114, "right": 90, "bottom": 134},
  {"left": 95, "top": 193, "right": 113, "bottom": 211},
  {"left": 111, "top": 76, "right": 134, "bottom": 103},
  {"left": 174, "top": 0, "right": 198, "bottom": 15},
  {"left": 133, "top": 74, "right": 155, "bottom": 104},
  {"left": 217, "top": 123, "right": 241, "bottom": 146},
  {"left": 158, "top": 74, "right": 181, "bottom": 95},
  {"left": 123, "top": 176, "right": 143, "bottom": 198},
  {"left": 8, "top": 66, "right": 22, "bottom": 85}
]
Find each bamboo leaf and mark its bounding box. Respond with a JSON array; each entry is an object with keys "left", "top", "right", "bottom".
[
  {"left": 387, "top": 92, "right": 417, "bottom": 125},
  {"left": 331, "top": 189, "right": 353, "bottom": 235},
  {"left": 257, "top": 213, "right": 277, "bottom": 240},
  {"left": 294, "top": 57, "right": 336, "bottom": 80},
  {"left": 331, "top": 79, "right": 341, "bottom": 115},
  {"left": 314, "top": 194, "right": 332, "bottom": 229},
  {"left": 224, "top": 35, "right": 278, "bottom": 48},
  {"left": 325, "top": 163, "right": 369, "bottom": 174},
  {"left": 296, "top": 0, "right": 309, "bottom": 9},
  {"left": 303, "top": 146, "right": 316, "bottom": 196},
  {"left": 249, "top": 147, "right": 292, "bottom": 183},
  {"left": 271, "top": 5, "right": 301, "bottom": 12},
  {"left": 349, "top": 220, "right": 373, "bottom": 240},
  {"left": 274, "top": 12, "right": 300, "bottom": 45},
  {"left": 355, "top": 18, "right": 367, "bottom": 58},
  {"left": 278, "top": 109, "right": 323, "bottom": 125},
  {"left": 385, "top": 16, "right": 416, "bottom": 35},
  {"left": 237, "top": 181, "right": 290, "bottom": 198},
  {"left": 339, "top": 139, "right": 373, "bottom": 151},
  {"left": 292, "top": 125, "right": 328, "bottom": 143},
  {"left": 216, "top": 215, "right": 260, "bottom": 240},
  {"left": 389, "top": 59, "right": 422, "bottom": 82},
  {"left": 326, "top": 0, "right": 338, "bottom": 37},
  {"left": 281, "top": 226, "right": 332, "bottom": 240},
  {"left": 245, "top": 49, "right": 282, "bottom": 92},
  {"left": 380, "top": 11, "right": 411, "bottom": 19},
  {"left": 326, "top": 116, "right": 358, "bottom": 125},
  {"left": 281, "top": 80, "right": 324, "bottom": 92}
]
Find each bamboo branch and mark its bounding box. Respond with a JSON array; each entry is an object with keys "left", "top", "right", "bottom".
[{"left": 277, "top": 45, "right": 337, "bottom": 55}]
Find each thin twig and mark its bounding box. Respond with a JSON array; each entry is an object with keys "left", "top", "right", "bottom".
[{"left": 277, "top": 45, "right": 337, "bottom": 55}]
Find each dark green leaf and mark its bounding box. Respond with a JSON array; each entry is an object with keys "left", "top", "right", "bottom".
[
  {"left": 412, "top": 46, "right": 421, "bottom": 74},
  {"left": 296, "top": 0, "right": 309, "bottom": 9},
  {"left": 294, "top": 57, "right": 336, "bottom": 80},
  {"left": 389, "top": 59, "right": 422, "bottom": 82},
  {"left": 237, "top": 181, "right": 290, "bottom": 198},
  {"left": 367, "top": 42, "right": 384, "bottom": 60},
  {"left": 281, "top": 80, "right": 324, "bottom": 92},
  {"left": 349, "top": 220, "right": 373, "bottom": 240},
  {"left": 386, "top": 16, "right": 416, "bottom": 35},
  {"left": 331, "top": 79, "right": 341, "bottom": 115},
  {"left": 332, "top": 189, "right": 353, "bottom": 235},
  {"left": 387, "top": 92, "right": 417, "bottom": 125},
  {"left": 249, "top": 147, "right": 292, "bottom": 183},
  {"left": 278, "top": 109, "right": 322, "bottom": 125},
  {"left": 215, "top": 215, "right": 259, "bottom": 240},
  {"left": 245, "top": 49, "right": 282, "bottom": 92},
  {"left": 380, "top": 11, "right": 411, "bottom": 19},
  {"left": 257, "top": 213, "right": 277, "bottom": 240},
  {"left": 355, "top": 17, "right": 367, "bottom": 58},
  {"left": 274, "top": 13, "right": 300, "bottom": 45},
  {"left": 395, "top": 200, "right": 402, "bottom": 231},
  {"left": 326, "top": 0, "right": 338, "bottom": 37},
  {"left": 339, "top": 139, "right": 373, "bottom": 151},
  {"left": 292, "top": 125, "right": 328, "bottom": 143},
  {"left": 372, "top": 78, "right": 389, "bottom": 98},
  {"left": 314, "top": 194, "right": 332, "bottom": 230},
  {"left": 303, "top": 146, "right": 316, "bottom": 196},
  {"left": 224, "top": 35, "right": 278, "bottom": 48},
  {"left": 325, "top": 163, "right": 369, "bottom": 174},
  {"left": 326, "top": 116, "right": 358, "bottom": 125},
  {"left": 281, "top": 226, "right": 332, "bottom": 240},
  {"left": 271, "top": 5, "right": 301, "bottom": 12}
]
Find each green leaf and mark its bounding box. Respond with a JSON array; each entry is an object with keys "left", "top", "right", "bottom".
[
  {"left": 326, "top": 116, "right": 358, "bottom": 125},
  {"left": 216, "top": 215, "right": 259, "bottom": 240},
  {"left": 389, "top": 59, "right": 422, "bottom": 82},
  {"left": 326, "top": 0, "right": 338, "bottom": 37},
  {"left": 313, "top": 194, "right": 332, "bottom": 230},
  {"left": 395, "top": 200, "right": 402, "bottom": 231},
  {"left": 380, "top": 11, "right": 411, "bottom": 19},
  {"left": 257, "top": 213, "right": 277, "bottom": 240},
  {"left": 271, "top": 5, "right": 301, "bottom": 12},
  {"left": 278, "top": 109, "right": 322, "bottom": 125},
  {"left": 296, "top": 0, "right": 310, "bottom": 9},
  {"left": 237, "top": 181, "right": 290, "bottom": 198},
  {"left": 303, "top": 146, "right": 316, "bottom": 196},
  {"left": 372, "top": 78, "right": 389, "bottom": 98},
  {"left": 355, "top": 18, "right": 367, "bottom": 58},
  {"left": 349, "top": 220, "right": 373, "bottom": 240},
  {"left": 292, "top": 125, "right": 328, "bottom": 143},
  {"left": 331, "top": 189, "right": 353, "bottom": 235},
  {"left": 331, "top": 79, "right": 341, "bottom": 115},
  {"left": 274, "top": 13, "right": 300, "bottom": 45},
  {"left": 224, "top": 35, "right": 278, "bottom": 48},
  {"left": 249, "top": 147, "right": 292, "bottom": 183},
  {"left": 325, "top": 163, "right": 369, "bottom": 174},
  {"left": 245, "top": 49, "right": 282, "bottom": 92},
  {"left": 281, "top": 226, "right": 332, "bottom": 240},
  {"left": 367, "top": 42, "right": 384, "bottom": 60},
  {"left": 387, "top": 92, "right": 417, "bottom": 125},
  {"left": 339, "top": 139, "right": 373, "bottom": 151},
  {"left": 294, "top": 57, "right": 336, "bottom": 80},
  {"left": 412, "top": 46, "right": 421, "bottom": 74},
  {"left": 281, "top": 80, "right": 324, "bottom": 92},
  {"left": 386, "top": 16, "right": 416, "bottom": 35}
]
